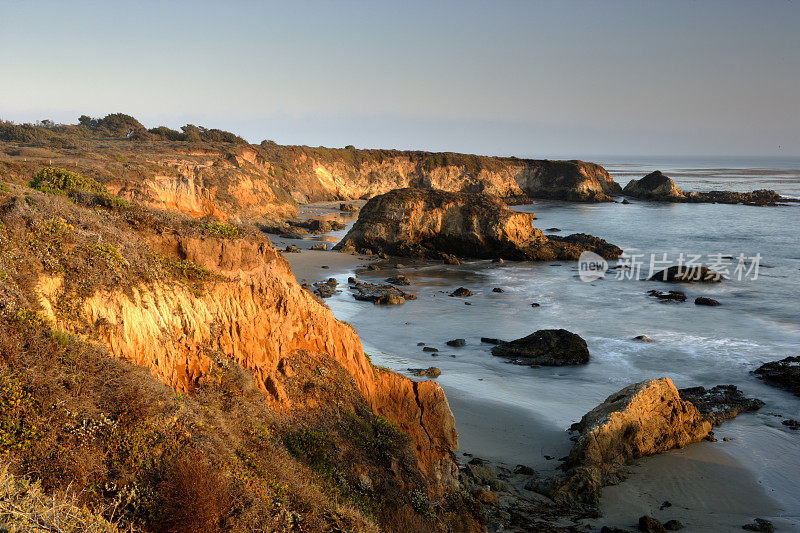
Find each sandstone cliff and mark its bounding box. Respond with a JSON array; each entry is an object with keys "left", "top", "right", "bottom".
[
  {"left": 334, "top": 188, "right": 622, "bottom": 261},
  {"left": 0, "top": 182, "right": 459, "bottom": 500},
  {"left": 1, "top": 117, "right": 623, "bottom": 225}
]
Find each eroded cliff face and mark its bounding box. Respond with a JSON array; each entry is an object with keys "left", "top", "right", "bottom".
[
  {"left": 334, "top": 188, "right": 623, "bottom": 261},
  {"left": 1, "top": 140, "right": 622, "bottom": 224},
  {"left": 0, "top": 187, "right": 458, "bottom": 495}
]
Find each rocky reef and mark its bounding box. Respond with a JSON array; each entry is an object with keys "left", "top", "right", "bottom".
[
  {"left": 623, "top": 170, "right": 791, "bottom": 206},
  {"left": 491, "top": 329, "right": 590, "bottom": 366},
  {"left": 753, "top": 356, "right": 800, "bottom": 397},
  {"left": 334, "top": 188, "right": 622, "bottom": 261}
]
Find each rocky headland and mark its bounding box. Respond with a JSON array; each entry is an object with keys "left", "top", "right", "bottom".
[{"left": 333, "top": 188, "right": 622, "bottom": 261}]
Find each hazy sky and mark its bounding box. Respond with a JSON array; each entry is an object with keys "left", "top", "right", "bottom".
[{"left": 1, "top": 0, "right": 798, "bottom": 157}]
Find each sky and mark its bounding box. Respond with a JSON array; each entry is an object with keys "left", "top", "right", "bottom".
[{"left": 1, "top": 0, "right": 798, "bottom": 157}]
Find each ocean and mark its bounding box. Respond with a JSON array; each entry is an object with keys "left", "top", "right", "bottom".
[{"left": 297, "top": 157, "right": 800, "bottom": 529}]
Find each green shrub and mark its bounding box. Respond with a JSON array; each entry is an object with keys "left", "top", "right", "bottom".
[
  {"left": 30, "top": 167, "right": 107, "bottom": 196},
  {"left": 284, "top": 428, "right": 335, "bottom": 474},
  {"left": 201, "top": 221, "right": 241, "bottom": 239},
  {"left": 0, "top": 374, "right": 43, "bottom": 455}
]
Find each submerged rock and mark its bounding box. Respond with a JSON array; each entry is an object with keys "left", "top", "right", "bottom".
[
  {"left": 446, "top": 339, "right": 466, "bottom": 347},
  {"left": 678, "top": 385, "right": 764, "bottom": 425},
  {"left": 450, "top": 287, "right": 474, "bottom": 297},
  {"left": 742, "top": 518, "right": 775, "bottom": 532},
  {"left": 491, "top": 329, "right": 589, "bottom": 366},
  {"left": 695, "top": 296, "right": 721, "bottom": 306},
  {"left": 753, "top": 356, "right": 800, "bottom": 397},
  {"left": 633, "top": 335, "right": 655, "bottom": 342},
  {"left": 647, "top": 289, "right": 687, "bottom": 302},
  {"left": 333, "top": 188, "right": 622, "bottom": 261},
  {"left": 554, "top": 378, "right": 711, "bottom": 506},
  {"left": 348, "top": 278, "right": 416, "bottom": 305},
  {"left": 480, "top": 337, "right": 502, "bottom": 345}
]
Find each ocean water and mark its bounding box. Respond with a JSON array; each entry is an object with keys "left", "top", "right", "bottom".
[{"left": 309, "top": 157, "right": 800, "bottom": 524}]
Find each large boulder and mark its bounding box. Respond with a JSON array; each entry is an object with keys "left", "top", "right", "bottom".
[
  {"left": 491, "top": 329, "right": 589, "bottom": 366},
  {"left": 753, "top": 356, "right": 800, "bottom": 397},
  {"left": 334, "top": 188, "right": 622, "bottom": 261},
  {"left": 649, "top": 265, "right": 723, "bottom": 282},
  {"left": 515, "top": 160, "right": 622, "bottom": 202},
  {"left": 623, "top": 170, "right": 685, "bottom": 200},
  {"left": 553, "top": 378, "right": 711, "bottom": 506}
]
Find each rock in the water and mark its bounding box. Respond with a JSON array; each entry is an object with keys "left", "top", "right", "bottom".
[
  {"left": 410, "top": 367, "right": 441, "bottom": 378},
  {"left": 386, "top": 274, "right": 411, "bottom": 285},
  {"left": 647, "top": 289, "right": 687, "bottom": 302},
  {"left": 678, "top": 385, "right": 764, "bottom": 425},
  {"left": 621, "top": 199, "right": 630, "bottom": 204},
  {"left": 284, "top": 244, "right": 301, "bottom": 253},
  {"left": 782, "top": 419, "right": 800, "bottom": 430},
  {"left": 546, "top": 227, "right": 561, "bottom": 232},
  {"left": 663, "top": 520, "right": 684, "bottom": 531},
  {"left": 633, "top": 335, "right": 655, "bottom": 342},
  {"left": 695, "top": 296, "right": 721, "bottom": 306},
  {"left": 446, "top": 338, "right": 466, "bottom": 347},
  {"left": 450, "top": 287, "right": 474, "bottom": 297},
  {"left": 491, "top": 329, "right": 589, "bottom": 366},
  {"left": 481, "top": 337, "right": 502, "bottom": 345},
  {"left": 310, "top": 243, "right": 327, "bottom": 250},
  {"left": 554, "top": 378, "right": 711, "bottom": 506},
  {"left": 638, "top": 515, "right": 667, "bottom": 533},
  {"left": 624, "top": 171, "right": 685, "bottom": 200},
  {"left": 340, "top": 202, "right": 358, "bottom": 212},
  {"left": 349, "top": 278, "right": 415, "bottom": 305},
  {"left": 312, "top": 278, "right": 339, "bottom": 298},
  {"left": 753, "top": 356, "right": 800, "bottom": 397},
  {"left": 422, "top": 347, "right": 439, "bottom": 352},
  {"left": 649, "top": 265, "right": 723, "bottom": 282},
  {"left": 492, "top": 287, "right": 504, "bottom": 293},
  {"left": 514, "top": 464, "right": 536, "bottom": 475},
  {"left": 333, "top": 188, "right": 622, "bottom": 261},
  {"left": 742, "top": 518, "right": 775, "bottom": 532}
]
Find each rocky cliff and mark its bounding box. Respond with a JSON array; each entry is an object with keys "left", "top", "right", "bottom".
[
  {"left": 0, "top": 181, "right": 461, "bottom": 508},
  {"left": 334, "top": 188, "right": 622, "bottom": 261},
  {"left": 1, "top": 117, "right": 623, "bottom": 225}
]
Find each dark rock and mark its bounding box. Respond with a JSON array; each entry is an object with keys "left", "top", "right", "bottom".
[
  {"left": 638, "top": 515, "right": 666, "bottom": 532},
  {"left": 633, "top": 335, "right": 655, "bottom": 342},
  {"left": 417, "top": 342, "right": 425, "bottom": 346},
  {"left": 649, "top": 265, "right": 723, "bottom": 282},
  {"left": 441, "top": 253, "right": 462, "bottom": 265},
  {"left": 284, "top": 244, "right": 301, "bottom": 253},
  {"left": 422, "top": 347, "right": 438, "bottom": 352},
  {"left": 446, "top": 339, "right": 466, "bottom": 347},
  {"left": 340, "top": 202, "right": 358, "bottom": 212},
  {"left": 678, "top": 385, "right": 764, "bottom": 425},
  {"left": 530, "top": 302, "right": 540, "bottom": 307},
  {"left": 663, "top": 520, "right": 683, "bottom": 531},
  {"left": 742, "top": 518, "right": 774, "bottom": 532},
  {"left": 450, "top": 287, "right": 474, "bottom": 297},
  {"left": 312, "top": 278, "right": 339, "bottom": 298},
  {"left": 491, "top": 287, "right": 504, "bottom": 293},
  {"left": 349, "top": 279, "right": 415, "bottom": 305},
  {"left": 695, "top": 296, "right": 721, "bottom": 306},
  {"left": 753, "top": 356, "right": 800, "bottom": 397},
  {"left": 492, "top": 258, "right": 504, "bottom": 263},
  {"left": 621, "top": 199, "right": 630, "bottom": 204},
  {"left": 481, "top": 337, "right": 502, "bottom": 345},
  {"left": 647, "top": 289, "right": 687, "bottom": 302},
  {"left": 280, "top": 231, "right": 306, "bottom": 239},
  {"left": 624, "top": 171, "right": 684, "bottom": 200},
  {"left": 513, "top": 464, "right": 536, "bottom": 475},
  {"left": 782, "top": 419, "right": 800, "bottom": 430},
  {"left": 386, "top": 275, "right": 411, "bottom": 285},
  {"left": 410, "top": 367, "right": 441, "bottom": 378},
  {"left": 659, "top": 501, "right": 672, "bottom": 510},
  {"left": 492, "top": 329, "right": 589, "bottom": 366},
  {"left": 545, "top": 227, "right": 561, "bottom": 232}
]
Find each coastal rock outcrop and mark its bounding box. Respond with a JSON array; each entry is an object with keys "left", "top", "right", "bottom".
[
  {"left": 649, "top": 265, "right": 724, "bottom": 282},
  {"left": 334, "top": 188, "right": 622, "bottom": 261},
  {"left": 678, "top": 385, "right": 765, "bottom": 425},
  {"left": 623, "top": 170, "right": 790, "bottom": 206},
  {"left": 553, "top": 378, "right": 711, "bottom": 505},
  {"left": 513, "top": 159, "right": 622, "bottom": 202},
  {"left": 753, "top": 356, "right": 800, "bottom": 397},
  {"left": 491, "top": 329, "right": 590, "bottom": 366}
]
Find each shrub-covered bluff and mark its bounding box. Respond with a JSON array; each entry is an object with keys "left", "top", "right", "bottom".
[
  {"left": 1, "top": 114, "right": 622, "bottom": 226},
  {"left": 0, "top": 175, "right": 482, "bottom": 532}
]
